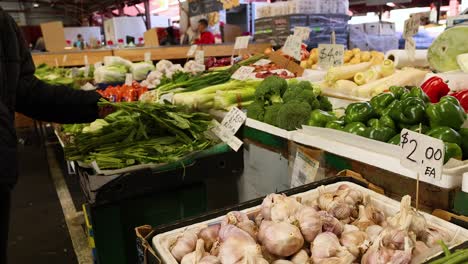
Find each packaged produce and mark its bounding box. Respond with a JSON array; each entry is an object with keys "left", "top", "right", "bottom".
[
  {"left": 302, "top": 48, "right": 384, "bottom": 70},
  {"left": 97, "top": 82, "right": 148, "bottom": 102}
]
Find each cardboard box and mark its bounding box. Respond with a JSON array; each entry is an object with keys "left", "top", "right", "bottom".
[
  {"left": 349, "top": 23, "right": 364, "bottom": 32},
  {"left": 364, "top": 22, "right": 380, "bottom": 35},
  {"left": 380, "top": 21, "right": 396, "bottom": 35},
  {"left": 363, "top": 21, "right": 396, "bottom": 36},
  {"left": 144, "top": 29, "right": 159, "bottom": 47},
  {"left": 40, "top": 21, "right": 66, "bottom": 52}
]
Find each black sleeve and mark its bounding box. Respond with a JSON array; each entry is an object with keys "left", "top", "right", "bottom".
[{"left": 12, "top": 16, "right": 101, "bottom": 124}]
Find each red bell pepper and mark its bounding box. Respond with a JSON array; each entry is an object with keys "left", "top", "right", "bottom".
[
  {"left": 421, "top": 76, "right": 450, "bottom": 103},
  {"left": 449, "top": 90, "right": 468, "bottom": 112}
]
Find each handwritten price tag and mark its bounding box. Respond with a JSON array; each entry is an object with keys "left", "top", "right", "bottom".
[
  {"left": 231, "top": 66, "right": 255, "bottom": 81},
  {"left": 234, "top": 36, "right": 250, "bottom": 50},
  {"left": 253, "top": 59, "right": 271, "bottom": 66},
  {"left": 400, "top": 129, "right": 445, "bottom": 181},
  {"left": 318, "top": 44, "right": 345, "bottom": 69},
  {"left": 144, "top": 52, "right": 151, "bottom": 62},
  {"left": 195, "top": 50, "right": 205, "bottom": 65},
  {"left": 125, "top": 73, "right": 133, "bottom": 86},
  {"left": 187, "top": 45, "right": 198, "bottom": 57},
  {"left": 294, "top": 26, "right": 311, "bottom": 41},
  {"left": 404, "top": 14, "right": 420, "bottom": 39},
  {"left": 282, "top": 35, "right": 302, "bottom": 61},
  {"left": 405, "top": 37, "right": 416, "bottom": 62},
  {"left": 212, "top": 107, "right": 246, "bottom": 151},
  {"left": 94, "top": 61, "right": 102, "bottom": 70}
]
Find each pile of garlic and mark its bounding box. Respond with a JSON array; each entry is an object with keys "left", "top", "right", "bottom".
[{"left": 168, "top": 184, "right": 451, "bottom": 264}]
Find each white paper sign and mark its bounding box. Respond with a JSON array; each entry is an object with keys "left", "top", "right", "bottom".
[
  {"left": 71, "top": 68, "right": 79, "bottom": 78},
  {"left": 253, "top": 59, "right": 271, "bottom": 66},
  {"left": 291, "top": 150, "right": 320, "bottom": 188},
  {"left": 144, "top": 52, "right": 151, "bottom": 62},
  {"left": 318, "top": 44, "right": 345, "bottom": 69},
  {"left": 62, "top": 55, "right": 68, "bottom": 64},
  {"left": 125, "top": 73, "right": 133, "bottom": 86},
  {"left": 231, "top": 66, "right": 255, "bottom": 81},
  {"left": 84, "top": 55, "right": 90, "bottom": 77},
  {"left": 400, "top": 129, "right": 445, "bottom": 181},
  {"left": 282, "top": 35, "right": 302, "bottom": 61},
  {"left": 195, "top": 50, "right": 205, "bottom": 65},
  {"left": 234, "top": 36, "right": 250, "bottom": 50},
  {"left": 405, "top": 37, "right": 416, "bottom": 62},
  {"left": 192, "top": 63, "right": 206, "bottom": 72},
  {"left": 84, "top": 55, "right": 89, "bottom": 66},
  {"left": 220, "top": 107, "right": 247, "bottom": 136},
  {"left": 294, "top": 26, "right": 311, "bottom": 41},
  {"left": 404, "top": 14, "right": 420, "bottom": 39},
  {"left": 187, "top": 45, "right": 198, "bottom": 57}
]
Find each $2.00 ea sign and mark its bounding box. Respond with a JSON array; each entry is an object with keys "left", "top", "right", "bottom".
[{"left": 400, "top": 129, "right": 445, "bottom": 181}]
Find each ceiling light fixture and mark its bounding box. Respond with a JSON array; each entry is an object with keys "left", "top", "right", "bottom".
[
  {"left": 33, "top": 2, "right": 39, "bottom": 8},
  {"left": 386, "top": 2, "right": 396, "bottom": 7}
]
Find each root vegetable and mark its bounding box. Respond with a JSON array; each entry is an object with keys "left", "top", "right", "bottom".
[
  {"left": 339, "top": 230, "right": 369, "bottom": 257},
  {"left": 295, "top": 206, "right": 322, "bottom": 242},
  {"left": 272, "top": 260, "right": 294, "bottom": 264},
  {"left": 261, "top": 194, "right": 303, "bottom": 223},
  {"left": 258, "top": 221, "right": 304, "bottom": 257},
  {"left": 352, "top": 205, "right": 375, "bottom": 231},
  {"left": 318, "top": 211, "right": 344, "bottom": 236},
  {"left": 366, "top": 225, "right": 383, "bottom": 242},
  {"left": 291, "top": 249, "right": 309, "bottom": 264},
  {"left": 222, "top": 211, "right": 257, "bottom": 240},
  {"left": 181, "top": 239, "right": 205, "bottom": 264},
  {"left": 218, "top": 227, "right": 263, "bottom": 264},
  {"left": 171, "top": 231, "right": 198, "bottom": 261},
  {"left": 199, "top": 255, "right": 221, "bottom": 264},
  {"left": 311, "top": 232, "right": 341, "bottom": 260},
  {"left": 421, "top": 226, "right": 451, "bottom": 247},
  {"left": 199, "top": 225, "right": 221, "bottom": 251}
]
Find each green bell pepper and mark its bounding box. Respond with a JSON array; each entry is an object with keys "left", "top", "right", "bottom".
[
  {"left": 380, "top": 115, "right": 396, "bottom": 130},
  {"left": 426, "top": 126, "right": 462, "bottom": 145},
  {"left": 325, "top": 120, "right": 345, "bottom": 130},
  {"left": 426, "top": 95, "right": 467, "bottom": 130},
  {"left": 409, "top": 123, "right": 429, "bottom": 134},
  {"left": 458, "top": 128, "right": 468, "bottom": 159},
  {"left": 307, "top": 109, "right": 336, "bottom": 127},
  {"left": 367, "top": 125, "right": 396, "bottom": 142},
  {"left": 344, "top": 102, "right": 375, "bottom": 124},
  {"left": 343, "top": 122, "right": 369, "bottom": 137},
  {"left": 389, "top": 86, "right": 409, "bottom": 100},
  {"left": 370, "top": 92, "right": 395, "bottom": 116},
  {"left": 401, "top": 87, "right": 430, "bottom": 103},
  {"left": 389, "top": 97, "right": 427, "bottom": 125},
  {"left": 388, "top": 134, "right": 401, "bottom": 145},
  {"left": 367, "top": 118, "right": 379, "bottom": 128},
  {"left": 444, "top": 142, "right": 463, "bottom": 163}
]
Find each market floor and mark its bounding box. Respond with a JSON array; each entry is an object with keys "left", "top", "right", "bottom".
[{"left": 7, "top": 128, "right": 79, "bottom": 264}]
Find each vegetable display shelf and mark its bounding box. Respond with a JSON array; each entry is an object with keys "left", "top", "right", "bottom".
[
  {"left": 78, "top": 144, "right": 243, "bottom": 264},
  {"left": 243, "top": 118, "right": 291, "bottom": 155}
]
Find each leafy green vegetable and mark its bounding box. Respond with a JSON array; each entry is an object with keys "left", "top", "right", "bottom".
[
  {"left": 277, "top": 100, "right": 312, "bottom": 131},
  {"left": 254, "top": 76, "right": 288, "bottom": 104},
  {"left": 246, "top": 100, "right": 266, "bottom": 121}
]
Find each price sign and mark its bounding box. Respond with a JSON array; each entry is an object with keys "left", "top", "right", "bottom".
[
  {"left": 187, "top": 45, "right": 198, "bottom": 57},
  {"left": 403, "top": 14, "right": 420, "bottom": 39},
  {"left": 400, "top": 129, "right": 445, "bottom": 180},
  {"left": 282, "top": 35, "right": 302, "bottom": 61},
  {"left": 234, "top": 36, "right": 250, "bottom": 50},
  {"left": 294, "top": 26, "right": 311, "bottom": 41},
  {"left": 94, "top": 61, "right": 102, "bottom": 70},
  {"left": 253, "top": 59, "right": 271, "bottom": 66},
  {"left": 318, "top": 44, "right": 345, "bottom": 69},
  {"left": 405, "top": 37, "right": 416, "bottom": 62},
  {"left": 144, "top": 52, "right": 151, "bottom": 62},
  {"left": 291, "top": 150, "right": 319, "bottom": 188},
  {"left": 71, "top": 68, "right": 79, "bottom": 78},
  {"left": 125, "top": 73, "right": 133, "bottom": 86},
  {"left": 84, "top": 55, "right": 90, "bottom": 77},
  {"left": 231, "top": 66, "right": 255, "bottom": 81},
  {"left": 211, "top": 107, "right": 246, "bottom": 151},
  {"left": 62, "top": 55, "right": 68, "bottom": 64},
  {"left": 195, "top": 50, "right": 205, "bottom": 65}
]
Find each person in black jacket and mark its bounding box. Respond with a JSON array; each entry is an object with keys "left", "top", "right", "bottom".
[{"left": 0, "top": 9, "right": 102, "bottom": 263}]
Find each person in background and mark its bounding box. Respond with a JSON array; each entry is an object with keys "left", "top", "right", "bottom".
[
  {"left": 73, "top": 33, "right": 86, "bottom": 49},
  {"left": 194, "top": 19, "right": 215, "bottom": 45},
  {"left": 161, "top": 27, "right": 178, "bottom": 46},
  {"left": 33, "top": 36, "right": 45, "bottom": 52},
  {"left": 0, "top": 8, "right": 104, "bottom": 264}
]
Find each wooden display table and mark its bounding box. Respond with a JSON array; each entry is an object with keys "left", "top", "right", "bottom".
[{"left": 32, "top": 49, "right": 113, "bottom": 67}]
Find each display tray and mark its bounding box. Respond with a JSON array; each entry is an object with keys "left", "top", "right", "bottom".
[
  {"left": 135, "top": 175, "right": 468, "bottom": 264},
  {"left": 294, "top": 126, "right": 468, "bottom": 189}
]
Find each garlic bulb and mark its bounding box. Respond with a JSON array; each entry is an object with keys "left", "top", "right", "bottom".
[
  {"left": 364, "top": 203, "right": 385, "bottom": 225},
  {"left": 199, "top": 255, "right": 221, "bottom": 264},
  {"left": 318, "top": 211, "right": 344, "bottom": 236},
  {"left": 261, "top": 245, "right": 279, "bottom": 263},
  {"left": 210, "top": 241, "right": 220, "bottom": 256},
  {"left": 313, "top": 250, "right": 355, "bottom": 264},
  {"left": 222, "top": 211, "right": 257, "bottom": 240},
  {"left": 339, "top": 230, "right": 368, "bottom": 257},
  {"left": 317, "top": 187, "right": 335, "bottom": 210},
  {"left": 362, "top": 231, "right": 413, "bottom": 264},
  {"left": 352, "top": 205, "right": 375, "bottom": 231},
  {"left": 272, "top": 260, "right": 294, "bottom": 264},
  {"left": 381, "top": 228, "right": 407, "bottom": 250},
  {"left": 170, "top": 230, "right": 198, "bottom": 261},
  {"left": 181, "top": 239, "right": 205, "bottom": 264},
  {"left": 258, "top": 221, "right": 304, "bottom": 257},
  {"left": 218, "top": 230, "right": 262, "bottom": 264},
  {"left": 261, "top": 194, "right": 302, "bottom": 222},
  {"left": 311, "top": 232, "right": 341, "bottom": 260},
  {"left": 291, "top": 249, "right": 309, "bottom": 264},
  {"left": 199, "top": 224, "right": 221, "bottom": 251},
  {"left": 328, "top": 202, "right": 352, "bottom": 222},
  {"left": 412, "top": 240, "right": 430, "bottom": 257},
  {"left": 295, "top": 206, "right": 322, "bottom": 242},
  {"left": 335, "top": 184, "right": 363, "bottom": 206},
  {"left": 219, "top": 224, "right": 255, "bottom": 243},
  {"left": 365, "top": 225, "right": 383, "bottom": 242},
  {"left": 420, "top": 226, "right": 451, "bottom": 247},
  {"left": 388, "top": 196, "right": 427, "bottom": 237},
  {"left": 343, "top": 224, "right": 359, "bottom": 233}
]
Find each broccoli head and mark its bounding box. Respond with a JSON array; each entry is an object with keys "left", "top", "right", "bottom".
[
  {"left": 254, "top": 76, "right": 288, "bottom": 104},
  {"left": 263, "top": 103, "right": 283, "bottom": 126},
  {"left": 247, "top": 100, "right": 266, "bottom": 121},
  {"left": 277, "top": 100, "right": 312, "bottom": 131},
  {"left": 283, "top": 81, "right": 321, "bottom": 109},
  {"left": 318, "top": 95, "right": 333, "bottom": 111}
]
